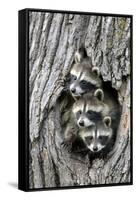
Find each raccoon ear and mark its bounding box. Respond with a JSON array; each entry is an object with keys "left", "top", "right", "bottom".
[
  {"left": 75, "top": 51, "right": 82, "bottom": 63},
  {"left": 92, "top": 67, "right": 100, "bottom": 77},
  {"left": 94, "top": 89, "right": 104, "bottom": 101},
  {"left": 103, "top": 116, "right": 111, "bottom": 127}
]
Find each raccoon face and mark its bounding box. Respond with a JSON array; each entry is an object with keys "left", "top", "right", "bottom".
[
  {"left": 70, "top": 65, "right": 101, "bottom": 98},
  {"left": 80, "top": 116, "right": 112, "bottom": 153},
  {"left": 69, "top": 50, "right": 102, "bottom": 98},
  {"left": 74, "top": 106, "right": 102, "bottom": 128},
  {"left": 73, "top": 89, "right": 109, "bottom": 128}
]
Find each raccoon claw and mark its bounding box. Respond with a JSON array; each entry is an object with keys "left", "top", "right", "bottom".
[{"left": 61, "top": 141, "right": 72, "bottom": 152}]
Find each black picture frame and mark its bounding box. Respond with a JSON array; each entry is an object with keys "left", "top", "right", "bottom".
[{"left": 18, "top": 8, "right": 133, "bottom": 192}]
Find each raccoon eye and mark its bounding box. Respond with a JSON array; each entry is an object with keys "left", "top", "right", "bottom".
[
  {"left": 85, "top": 136, "right": 93, "bottom": 144},
  {"left": 78, "top": 110, "right": 81, "bottom": 115},
  {"left": 80, "top": 80, "right": 87, "bottom": 85},
  {"left": 99, "top": 136, "right": 103, "bottom": 140},
  {"left": 87, "top": 110, "right": 93, "bottom": 115},
  {"left": 99, "top": 136, "right": 108, "bottom": 142},
  {"left": 89, "top": 136, "right": 93, "bottom": 140}
]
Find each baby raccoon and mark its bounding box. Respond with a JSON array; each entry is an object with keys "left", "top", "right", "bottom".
[
  {"left": 79, "top": 116, "right": 115, "bottom": 153},
  {"left": 70, "top": 47, "right": 102, "bottom": 99},
  {"left": 72, "top": 88, "right": 121, "bottom": 128}
]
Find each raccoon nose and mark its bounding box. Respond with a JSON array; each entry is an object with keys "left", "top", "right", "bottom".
[
  {"left": 93, "top": 147, "right": 98, "bottom": 152},
  {"left": 79, "top": 121, "right": 84, "bottom": 127},
  {"left": 71, "top": 88, "right": 76, "bottom": 93}
]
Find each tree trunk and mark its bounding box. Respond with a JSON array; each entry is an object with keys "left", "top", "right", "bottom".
[{"left": 29, "top": 11, "right": 131, "bottom": 189}]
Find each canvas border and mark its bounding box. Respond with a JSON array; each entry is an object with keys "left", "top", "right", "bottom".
[{"left": 18, "top": 8, "right": 133, "bottom": 192}]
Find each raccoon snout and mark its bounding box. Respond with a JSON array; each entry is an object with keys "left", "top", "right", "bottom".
[
  {"left": 93, "top": 146, "right": 98, "bottom": 152},
  {"left": 71, "top": 88, "right": 76, "bottom": 93},
  {"left": 79, "top": 120, "right": 84, "bottom": 127}
]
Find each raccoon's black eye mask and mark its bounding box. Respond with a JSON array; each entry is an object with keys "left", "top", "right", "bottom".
[
  {"left": 86, "top": 110, "right": 102, "bottom": 122},
  {"left": 79, "top": 80, "right": 96, "bottom": 91},
  {"left": 85, "top": 136, "right": 93, "bottom": 145},
  {"left": 98, "top": 136, "right": 109, "bottom": 145}
]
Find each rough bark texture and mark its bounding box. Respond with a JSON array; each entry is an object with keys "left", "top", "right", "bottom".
[{"left": 29, "top": 12, "right": 131, "bottom": 189}]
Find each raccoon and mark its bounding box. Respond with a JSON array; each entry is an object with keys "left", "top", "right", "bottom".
[
  {"left": 69, "top": 47, "right": 102, "bottom": 99},
  {"left": 79, "top": 116, "right": 115, "bottom": 153},
  {"left": 72, "top": 88, "right": 121, "bottom": 128},
  {"left": 61, "top": 117, "right": 79, "bottom": 152}
]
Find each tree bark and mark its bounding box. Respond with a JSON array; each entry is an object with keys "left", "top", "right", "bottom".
[{"left": 29, "top": 12, "right": 131, "bottom": 189}]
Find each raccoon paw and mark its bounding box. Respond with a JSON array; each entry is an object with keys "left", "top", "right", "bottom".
[{"left": 61, "top": 140, "right": 72, "bottom": 152}]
